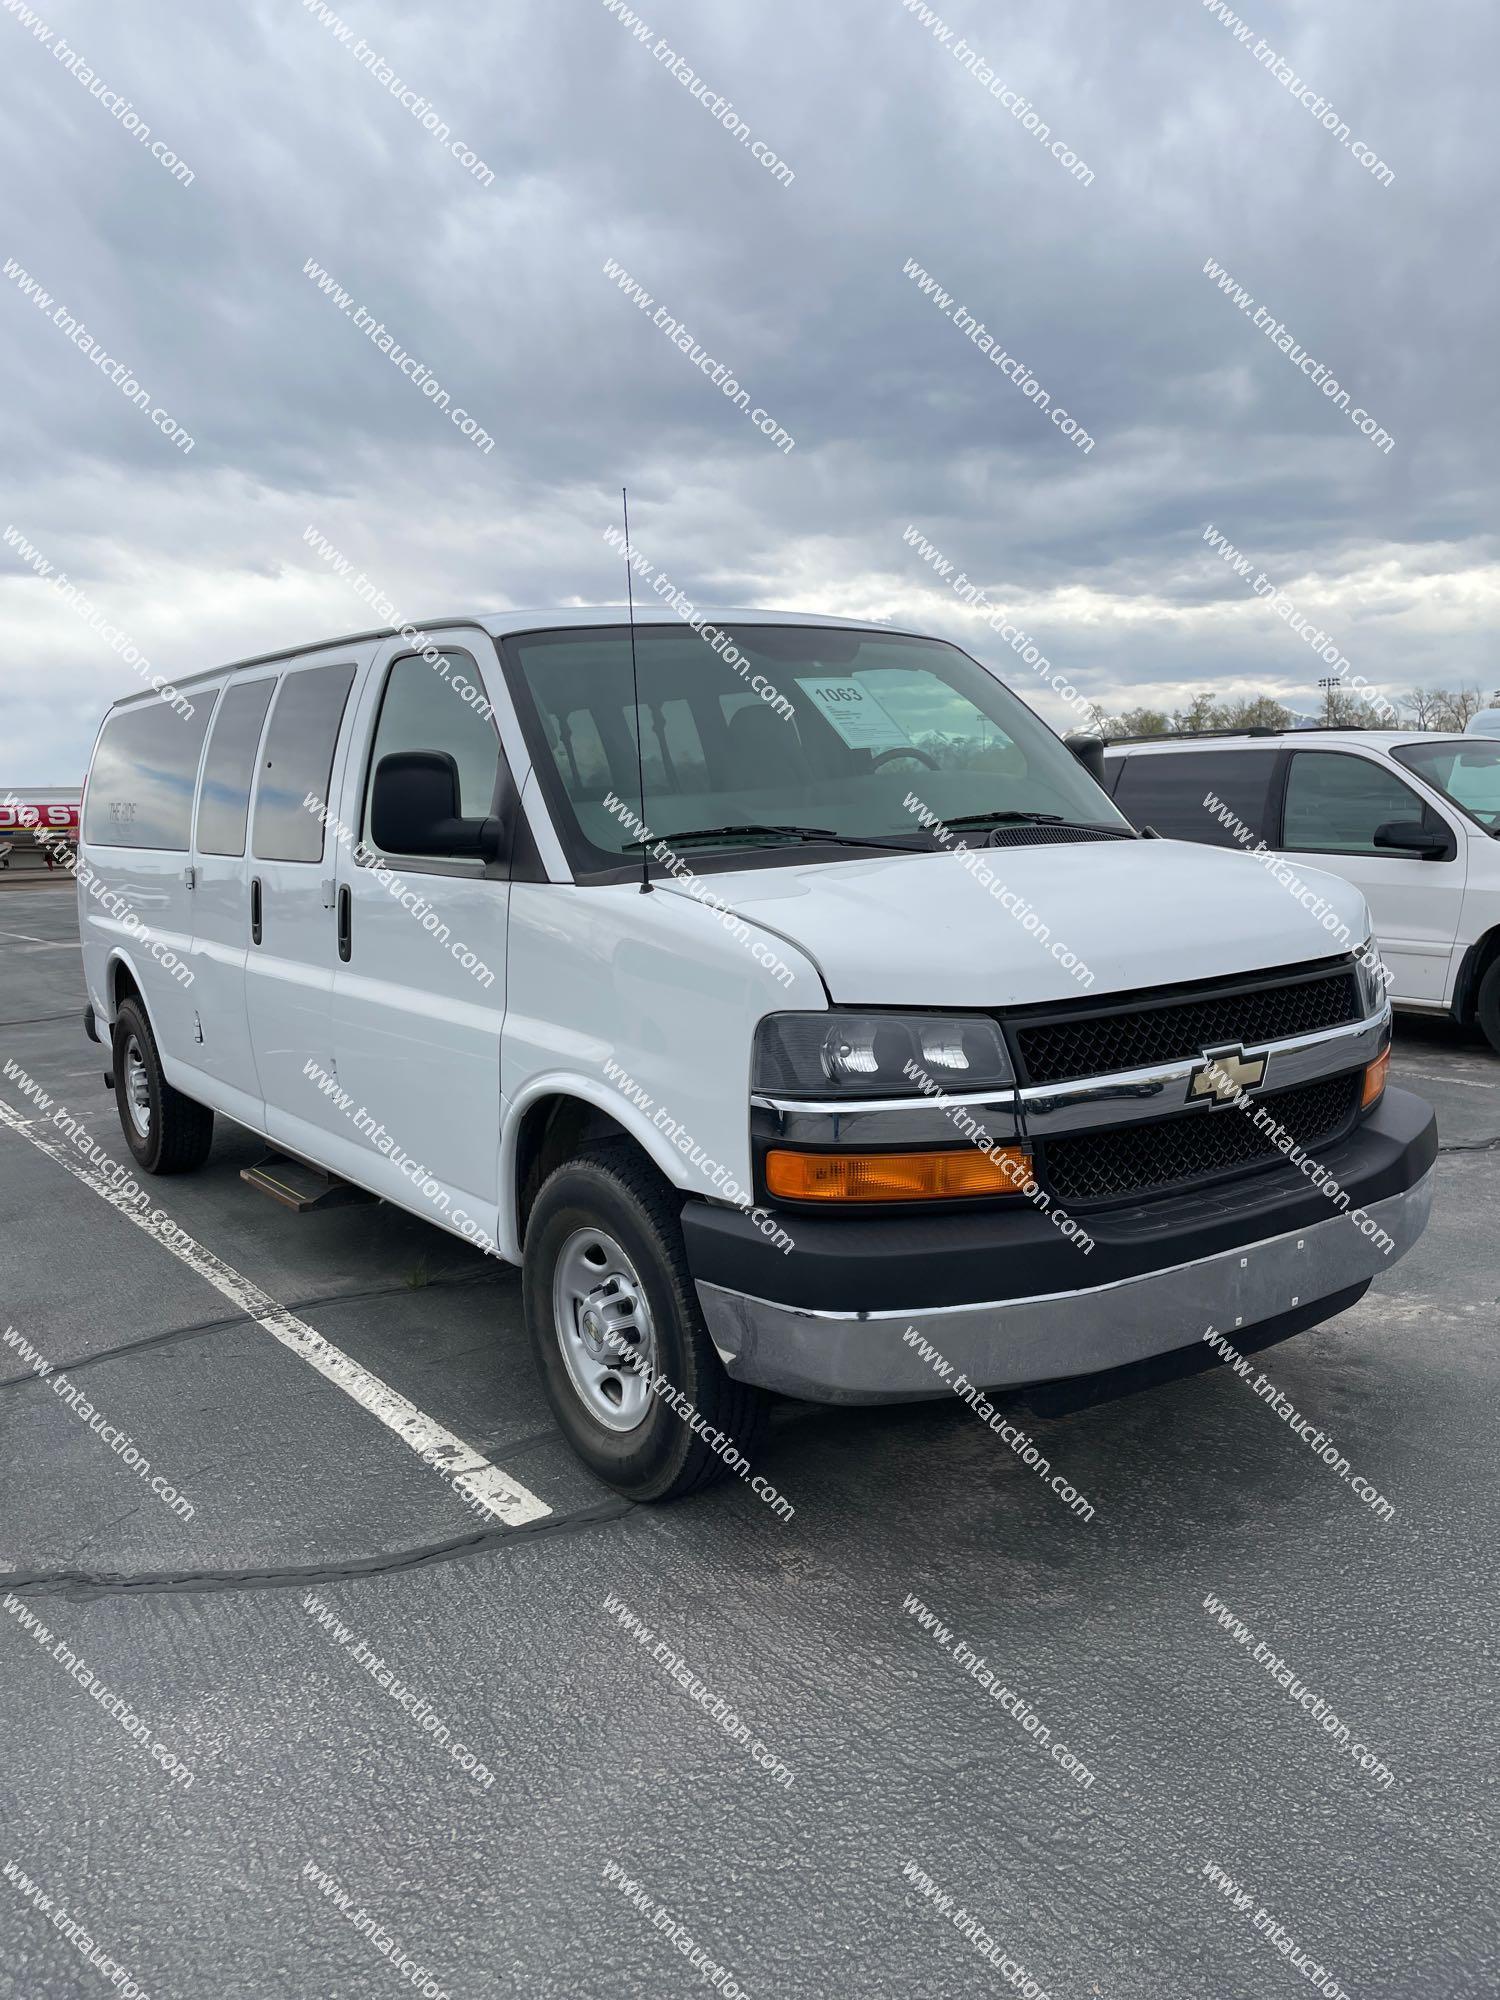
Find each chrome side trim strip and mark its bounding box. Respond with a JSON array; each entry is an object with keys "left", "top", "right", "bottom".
[
  {"left": 751, "top": 1094, "right": 1020, "bottom": 1147},
  {"left": 750, "top": 1086, "right": 1017, "bottom": 1114}
]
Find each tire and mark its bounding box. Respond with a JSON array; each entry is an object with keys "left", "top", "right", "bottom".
[
  {"left": 1477, "top": 960, "right": 1500, "bottom": 1057},
  {"left": 522, "top": 1142, "right": 768, "bottom": 1502},
  {"left": 112, "top": 997, "right": 215, "bottom": 1174}
]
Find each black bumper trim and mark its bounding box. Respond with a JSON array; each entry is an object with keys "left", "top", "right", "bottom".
[{"left": 682, "top": 1086, "right": 1436, "bottom": 1314}]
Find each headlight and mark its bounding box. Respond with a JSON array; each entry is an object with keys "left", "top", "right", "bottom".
[
  {"left": 1353, "top": 934, "right": 1389, "bottom": 1017},
  {"left": 753, "top": 1011, "right": 1015, "bottom": 1098}
]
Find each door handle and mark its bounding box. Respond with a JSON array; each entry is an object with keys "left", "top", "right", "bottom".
[
  {"left": 337, "top": 884, "right": 352, "bottom": 962},
  {"left": 250, "top": 876, "right": 262, "bottom": 946}
]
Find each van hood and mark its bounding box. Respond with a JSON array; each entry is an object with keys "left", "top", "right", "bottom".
[{"left": 670, "top": 839, "right": 1368, "bottom": 1007}]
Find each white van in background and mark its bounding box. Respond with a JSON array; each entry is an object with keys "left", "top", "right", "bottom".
[
  {"left": 1103, "top": 730, "right": 1500, "bottom": 1052},
  {"left": 79, "top": 614, "right": 1435, "bottom": 1500}
]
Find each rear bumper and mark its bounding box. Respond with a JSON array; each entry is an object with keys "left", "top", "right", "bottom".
[{"left": 684, "top": 1086, "right": 1437, "bottom": 1403}]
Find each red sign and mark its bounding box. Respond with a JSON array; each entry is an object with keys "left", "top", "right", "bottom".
[{"left": 0, "top": 802, "right": 80, "bottom": 831}]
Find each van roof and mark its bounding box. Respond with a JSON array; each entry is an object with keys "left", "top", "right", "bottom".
[{"left": 109, "top": 607, "right": 909, "bottom": 706}]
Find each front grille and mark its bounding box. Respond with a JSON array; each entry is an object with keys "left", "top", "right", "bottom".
[
  {"left": 1013, "top": 963, "right": 1359, "bottom": 1086},
  {"left": 1042, "top": 1071, "right": 1363, "bottom": 1206}
]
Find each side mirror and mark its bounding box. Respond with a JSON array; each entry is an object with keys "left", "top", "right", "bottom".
[
  {"left": 370, "top": 751, "right": 504, "bottom": 862},
  {"left": 1063, "top": 732, "right": 1107, "bottom": 787},
  {"left": 1373, "top": 819, "right": 1448, "bottom": 859}
]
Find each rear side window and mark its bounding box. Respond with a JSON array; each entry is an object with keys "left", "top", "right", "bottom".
[
  {"left": 83, "top": 696, "right": 216, "bottom": 849},
  {"left": 196, "top": 678, "right": 275, "bottom": 856},
  {"left": 1112, "top": 750, "right": 1277, "bottom": 846},
  {"left": 251, "top": 663, "right": 358, "bottom": 862}
]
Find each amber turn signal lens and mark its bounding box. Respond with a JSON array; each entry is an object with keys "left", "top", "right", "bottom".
[
  {"left": 1361, "top": 1049, "right": 1390, "bottom": 1108},
  {"left": 764, "top": 1147, "right": 1036, "bottom": 1203}
]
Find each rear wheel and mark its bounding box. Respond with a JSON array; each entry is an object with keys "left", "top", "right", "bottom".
[
  {"left": 1477, "top": 960, "right": 1500, "bottom": 1057},
  {"left": 523, "top": 1143, "right": 767, "bottom": 1501},
  {"left": 112, "top": 997, "right": 214, "bottom": 1174}
]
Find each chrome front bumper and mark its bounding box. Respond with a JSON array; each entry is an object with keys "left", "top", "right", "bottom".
[{"left": 695, "top": 1164, "right": 1435, "bottom": 1404}]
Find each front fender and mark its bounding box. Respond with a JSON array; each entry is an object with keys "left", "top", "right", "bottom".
[{"left": 496, "top": 1070, "right": 710, "bottom": 1263}]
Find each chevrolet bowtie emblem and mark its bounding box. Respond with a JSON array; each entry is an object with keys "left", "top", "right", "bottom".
[{"left": 1187, "top": 1045, "right": 1268, "bottom": 1103}]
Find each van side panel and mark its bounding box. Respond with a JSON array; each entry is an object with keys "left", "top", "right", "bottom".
[
  {"left": 328, "top": 634, "right": 513, "bottom": 1231},
  {"left": 184, "top": 671, "right": 280, "bottom": 1125},
  {"left": 78, "top": 689, "right": 219, "bottom": 1062}
]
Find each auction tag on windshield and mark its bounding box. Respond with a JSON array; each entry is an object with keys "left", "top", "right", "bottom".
[{"left": 795, "top": 676, "right": 912, "bottom": 751}]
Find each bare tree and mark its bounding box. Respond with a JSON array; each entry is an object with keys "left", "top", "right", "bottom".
[
  {"left": 1095, "top": 705, "right": 1173, "bottom": 739},
  {"left": 1429, "top": 684, "right": 1486, "bottom": 731},
  {"left": 1218, "top": 695, "right": 1295, "bottom": 730},
  {"left": 1173, "top": 692, "right": 1221, "bottom": 734},
  {"left": 1095, "top": 694, "right": 1295, "bottom": 738},
  {"left": 1323, "top": 688, "right": 1389, "bottom": 728},
  {"left": 1401, "top": 687, "right": 1442, "bottom": 731}
]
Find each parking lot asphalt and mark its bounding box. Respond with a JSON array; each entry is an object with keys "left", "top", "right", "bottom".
[{"left": 2, "top": 884, "right": 1497, "bottom": 2000}]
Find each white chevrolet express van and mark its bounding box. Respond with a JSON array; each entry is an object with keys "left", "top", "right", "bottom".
[
  {"left": 1104, "top": 731, "right": 1500, "bottom": 1052},
  {"left": 78, "top": 613, "right": 1437, "bottom": 1500}
]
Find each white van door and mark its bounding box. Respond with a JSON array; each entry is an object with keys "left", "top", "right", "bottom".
[
  {"left": 328, "top": 639, "right": 511, "bottom": 1236},
  {"left": 1276, "top": 748, "right": 1467, "bottom": 1004},
  {"left": 185, "top": 672, "right": 277, "bottom": 1125},
  {"left": 243, "top": 652, "right": 367, "bottom": 1148}
]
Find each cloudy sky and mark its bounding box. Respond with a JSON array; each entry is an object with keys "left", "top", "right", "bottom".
[{"left": 3, "top": 0, "right": 1496, "bottom": 782}]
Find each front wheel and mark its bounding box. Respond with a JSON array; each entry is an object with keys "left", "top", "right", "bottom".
[{"left": 522, "top": 1144, "right": 767, "bottom": 1501}]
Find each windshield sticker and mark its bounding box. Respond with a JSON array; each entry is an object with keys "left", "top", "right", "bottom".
[{"left": 795, "top": 676, "right": 913, "bottom": 751}]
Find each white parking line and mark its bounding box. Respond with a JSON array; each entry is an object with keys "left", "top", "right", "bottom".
[
  {"left": 1397, "top": 1067, "right": 1495, "bottom": 1090},
  {"left": 0, "top": 1098, "right": 551, "bottom": 1527}
]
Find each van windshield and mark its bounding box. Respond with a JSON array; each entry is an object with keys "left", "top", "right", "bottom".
[
  {"left": 1392, "top": 740, "right": 1500, "bottom": 833},
  {"left": 501, "top": 623, "right": 1128, "bottom": 874}
]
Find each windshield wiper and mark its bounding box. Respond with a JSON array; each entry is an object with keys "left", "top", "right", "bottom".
[
  {"left": 623, "top": 822, "right": 933, "bottom": 854},
  {"left": 942, "top": 810, "right": 1136, "bottom": 839}
]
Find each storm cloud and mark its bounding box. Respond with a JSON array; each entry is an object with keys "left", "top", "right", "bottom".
[{"left": 2, "top": 0, "right": 1495, "bottom": 779}]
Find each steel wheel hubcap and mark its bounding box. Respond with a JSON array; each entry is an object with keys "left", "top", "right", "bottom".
[
  {"left": 123, "top": 1037, "right": 152, "bottom": 1138},
  {"left": 552, "top": 1227, "right": 656, "bottom": 1433}
]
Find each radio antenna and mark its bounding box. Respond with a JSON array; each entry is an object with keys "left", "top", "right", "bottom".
[{"left": 621, "top": 486, "right": 652, "bottom": 895}]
